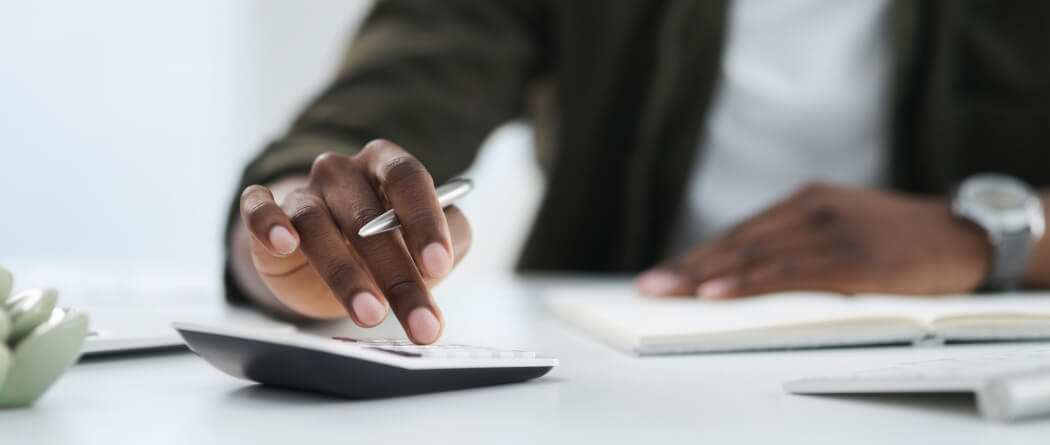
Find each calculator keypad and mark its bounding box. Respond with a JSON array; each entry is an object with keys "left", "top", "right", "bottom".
[{"left": 332, "top": 337, "right": 537, "bottom": 359}]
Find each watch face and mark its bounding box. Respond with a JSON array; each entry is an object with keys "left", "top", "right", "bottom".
[
  {"left": 972, "top": 184, "right": 1027, "bottom": 211},
  {"left": 956, "top": 174, "right": 1039, "bottom": 233}
]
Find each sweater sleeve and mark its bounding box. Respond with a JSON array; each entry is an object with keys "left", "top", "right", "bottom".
[{"left": 224, "top": 0, "right": 549, "bottom": 304}]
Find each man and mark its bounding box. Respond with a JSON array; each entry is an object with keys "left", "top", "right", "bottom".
[{"left": 227, "top": 0, "right": 1050, "bottom": 344}]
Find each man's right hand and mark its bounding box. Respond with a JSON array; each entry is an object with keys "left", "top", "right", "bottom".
[{"left": 235, "top": 140, "right": 472, "bottom": 344}]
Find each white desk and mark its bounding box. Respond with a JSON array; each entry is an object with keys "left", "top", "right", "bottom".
[{"left": 2, "top": 276, "right": 1049, "bottom": 444}]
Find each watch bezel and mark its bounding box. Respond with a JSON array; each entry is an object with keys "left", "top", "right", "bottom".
[{"left": 952, "top": 173, "right": 1045, "bottom": 242}]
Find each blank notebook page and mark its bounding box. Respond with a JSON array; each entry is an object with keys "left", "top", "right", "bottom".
[{"left": 544, "top": 289, "right": 1050, "bottom": 338}]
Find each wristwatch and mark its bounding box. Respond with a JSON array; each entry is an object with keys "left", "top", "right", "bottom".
[{"left": 951, "top": 173, "right": 1045, "bottom": 290}]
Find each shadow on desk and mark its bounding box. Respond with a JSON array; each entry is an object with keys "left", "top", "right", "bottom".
[
  {"left": 224, "top": 377, "right": 566, "bottom": 406},
  {"left": 796, "top": 393, "right": 979, "bottom": 420},
  {"left": 225, "top": 385, "right": 352, "bottom": 405},
  {"left": 77, "top": 346, "right": 190, "bottom": 363}
]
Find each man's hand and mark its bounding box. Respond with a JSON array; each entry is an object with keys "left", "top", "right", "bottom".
[
  {"left": 236, "top": 140, "right": 472, "bottom": 344},
  {"left": 637, "top": 183, "right": 992, "bottom": 299}
]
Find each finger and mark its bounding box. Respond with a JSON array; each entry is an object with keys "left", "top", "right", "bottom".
[
  {"left": 359, "top": 139, "right": 453, "bottom": 279},
  {"left": 636, "top": 269, "right": 697, "bottom": 297},
  {"left": 240, "top": 185, "right": 300, "bottom": 257},
  {"left": 639, "top": 208, "right": 811, "bottom": 296},
  {"left": 697, "top": 252, "right": 856, "bottom": 300},
  {"left": 423, "top": 205, "right": 472, "bottom": 288},
  {"left": 309, "top": 153, "right": 443, "bottom": 344},
  {"left": 284, "top": 188, "right": 387, "bottom": 327},
  {"left": 639, "top": 199, "right": 838, "bottom": 297},
  {"left": 637, "top": 230, "right": 826, "bottom": 297},
  {"left": 688, "top": 228, "right": 844, "bottom": 288}
]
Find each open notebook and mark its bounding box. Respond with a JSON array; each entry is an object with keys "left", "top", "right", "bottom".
[{"left": 543, "top": 286, "right": 1050, "bottom": 355}]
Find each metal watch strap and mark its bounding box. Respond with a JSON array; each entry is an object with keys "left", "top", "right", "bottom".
[{"left": 985, "top": 229, "right": 1034, "bottom": 291}]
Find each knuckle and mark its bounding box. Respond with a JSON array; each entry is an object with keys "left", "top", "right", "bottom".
[
  {"left": 799, "top": 181, "right": 831, "bottom": 196},
  {"left": 805, "top": 203, "right": 840, "bottom": 228},
  {"left": 244, "top": 203, "right": 274, "bottom": 228},
  {"left": 739, "top": 244, "right": 761, "bottom": 264},
  {"left": 240, "top": 184, "right": 269, "bottom": 202},
  {"left": 310, "top": 151, "right": 349, "bottom": 178},
  {"left": 289, "top": 195, "right": 327, "bottom": 231},
  {"left": 405, "top": 208, "right": 440, "bottom": 230},
  {"left": 243, "top": 193, "right": 270, "bottom": 212},
  {"left": 382, "top": 156, "right": 431, "bottom": 188},
  {"left": 351, "top": 207, "right": 386, "bottom": 230},
  {"left": 240, "top": 186, "right": 277, "bottom": 229},
  {"left": 791, "top": 183, "right": 842, "bottom": 228},
  {"left": 793, "top": 182, "right": 833, "bottom": 205},
  {"left": 361, "top": 138, "right": 396, "bottom": 155},
  {"left": 723, "top": 227, "right": 744, "bottom": 246},
  {"left": 383, "top": 277, "right": 421, "bottom": 300},
  {"left": 323, "top": 262, "right": 359, "bottom": 290}
]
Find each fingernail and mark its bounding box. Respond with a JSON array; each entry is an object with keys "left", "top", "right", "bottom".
[
  {"left": 351, "top": 292, "right": 386, "bottom": 326},
  {"left": 268, "top": 225, "right": 298, "bottom": 255},
  {"left": 421, "top": 243, "right": 452, "bottom": 278},
  {"left": 636, "top": 271, "right": 683, "bottom": 295},
  {"left": 407, "top": 307, "right": 441, "bottom": 344},
  {"left": 697, "top": 279, "right": 733, "bottom": 300}
]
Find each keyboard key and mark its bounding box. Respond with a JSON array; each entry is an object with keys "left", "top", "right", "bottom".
[{"left": 836, "top": 349, "right": 1050, "bottom": 383}]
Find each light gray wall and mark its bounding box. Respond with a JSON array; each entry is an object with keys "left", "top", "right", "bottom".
[{"left": 0, "top": 0, "right": 541, "bottom": 290}]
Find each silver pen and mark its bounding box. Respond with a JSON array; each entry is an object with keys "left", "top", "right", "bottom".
[{"left": 357, "top": 178, "right": 474, "bottom": 237}]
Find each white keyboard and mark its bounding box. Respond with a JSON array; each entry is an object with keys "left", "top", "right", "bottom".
[{"left": 785, "top": 347, "right": 1050, "bottom": 421}]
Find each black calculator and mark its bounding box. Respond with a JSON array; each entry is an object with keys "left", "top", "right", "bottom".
[{"left": 174, "top": 322, "right": 557, "bottom": 398}]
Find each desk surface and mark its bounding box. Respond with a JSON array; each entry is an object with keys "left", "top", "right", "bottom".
[{"left": 2, "top": 275, "right": 1049, "bottom": 444}]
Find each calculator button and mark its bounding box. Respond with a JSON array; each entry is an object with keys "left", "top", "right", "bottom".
[
  {"left": 444, "top": 348, "right": 471, "bottom": 359},
  {"left": 415, "top": 350, "right": 446, "bottom": 359},
  {"left": 514, "top": 350, "right": 536, "bottom": 359},
  {"left": 365, "top": 347, "right": 421, "bottom": 357},
  {"left": 469, "top": 349, "right": 494, "bottom": 359},
  {"left": 333, "top": 338, "right": 540, "bottom": 361}
]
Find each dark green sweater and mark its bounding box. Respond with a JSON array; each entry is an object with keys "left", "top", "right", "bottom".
[{"left": 226, "top": 0, "right": 1050, "bottom": 303}]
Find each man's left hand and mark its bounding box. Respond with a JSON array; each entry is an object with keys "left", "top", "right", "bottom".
[{"left": 637, "top": 183, "right": 993, "bottom": 299}]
